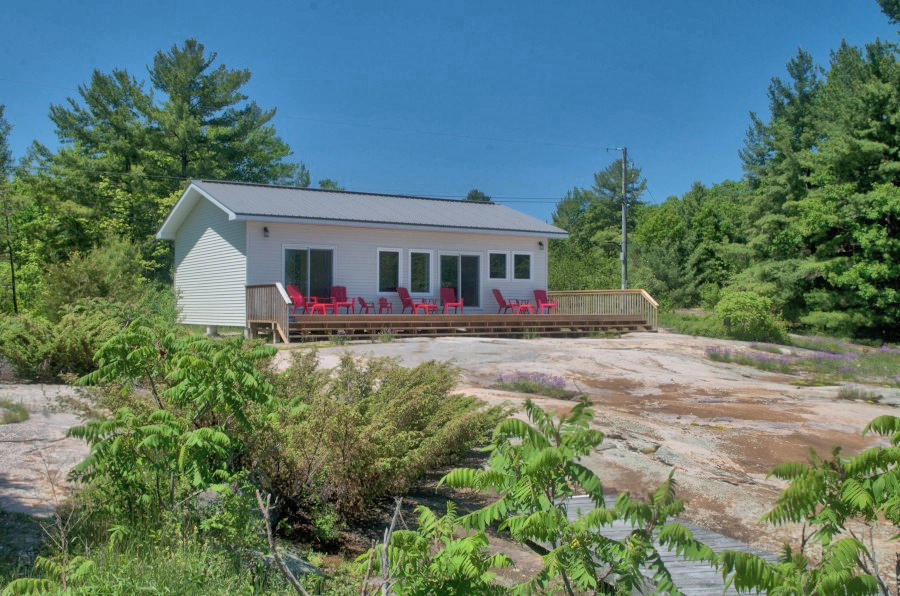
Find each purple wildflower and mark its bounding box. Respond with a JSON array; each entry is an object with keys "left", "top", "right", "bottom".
[{"left": 499, "top": 371, "right": 566, "bottom": 389}]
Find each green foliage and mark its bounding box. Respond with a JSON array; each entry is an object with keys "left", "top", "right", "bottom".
[
  {"left": 249, "top": 351, "right": 505, "bottom": 529},
  {"left": 1, "top": 534, "right": 291, "bottom": 595},
  {"left": 40, "top": 236, "right": 145, "bottom": 319},
  {"left": 720, "top": 415, "right": 899, "bottom": 594},
  {"left": 551, "top": 35, "right": 899, "bottom": 340},
  {"left": 0, "top": 398, "right": 28, "bottom": 424},
  {"left": 358, "top": 503, "right": 512, "bottom": 595},
  {"left": 658, "top": 310, "right": 727, "bottom": 338},
  {"left": 0, "top": 312, "right": 54, "bottom": 378},
  {"left": 0, "top": 286, "right": 178, "bottom": 380},
  {"left": 441, "top": 399, "right": 715, "bottom": 593},
  {"left": 73, "top": 323, "right": 276, "bottom": 521},
  {"left": 6, "top": 38, "right": 311, "bottom": 308},
  {"left": 318, "top": 178, "right": 344, "bottom": 190},
  {"left": 465, "top": 188, "right": 491, "bottom": 202},
  {"left": 714, "top": 289, "right": 788, "bottom": 343}
]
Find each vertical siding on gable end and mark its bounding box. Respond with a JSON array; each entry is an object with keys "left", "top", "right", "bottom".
[{"left": 173, "top": 199, "right": 246, "bottom": 327}]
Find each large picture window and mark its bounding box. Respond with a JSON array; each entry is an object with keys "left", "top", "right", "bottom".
[
  {"left": 284, "top": 247, "right": 333, "bottom": 298},
  {"left": 378, "top": 249, "right": 400, "bottom": 293},
  {"left": 409, "top": 251, "right": 431, "bottom": 293},
  {"left": 513, "top": 253, "right": 531, "bottom": 280},
  {"left": 489, "top": 252, "right": 507, "bottom": 279}
]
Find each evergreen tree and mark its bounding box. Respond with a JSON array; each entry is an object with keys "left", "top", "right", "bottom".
[
  {"left": 317, "top": 178, "right": 343, "bottom": 190},
  {"left": 465, "top": 188, "right": 491, "bottom": 202}
]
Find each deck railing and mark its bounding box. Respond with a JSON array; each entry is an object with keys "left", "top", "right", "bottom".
[
  {"left": 246, "top": 283, "right": 291, "bottom": 343},
  {"left": 548, "top": 289, "right": 658, "bottom": 331}
]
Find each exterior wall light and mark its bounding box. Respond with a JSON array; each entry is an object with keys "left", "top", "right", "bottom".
[
  {"left": 263, "top": 226, "right": 270, "bottom": 238},
  {"left": 538, "top": 240, "right": 545, "bottom": 250}
]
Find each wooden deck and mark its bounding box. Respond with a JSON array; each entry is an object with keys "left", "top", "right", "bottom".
[
  {"left": 282, "top": 313, "right": 652, "bottom": 341},
  {"left": 246, "top": 285, "right": 659, "bottom": 343}
]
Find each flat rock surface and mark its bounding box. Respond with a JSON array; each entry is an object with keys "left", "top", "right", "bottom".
[
  {"left": 276, "top": 332, "right": 898, "bottom": 589},
  {"left": 0, "top": 383, "right": 88, "bottom": 516}
]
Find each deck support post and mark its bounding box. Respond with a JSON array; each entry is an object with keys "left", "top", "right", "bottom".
[{"left": 205, "top": 325, "right": 219, "bottom": 337}]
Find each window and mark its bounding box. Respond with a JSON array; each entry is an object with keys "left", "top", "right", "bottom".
[
  {"left": 489, "top": 252, "right": 507, "bottom": 279},
  {"left": 378, "top": 249, "right": 400, "bottom": 293},
  {"left": 409, "top": 251, "right": 431, "bottom": 293},
  {"left": 513, "top": 253, "right": 531, "bottom": 280},
  {"left": 284, "top": 247, "right": 333, "bottom": 297}
]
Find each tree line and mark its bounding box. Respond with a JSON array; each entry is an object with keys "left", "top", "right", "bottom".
[
  {"left": 0, "top": 39, "right": 350, "bottom": 315},
  {"left": 550, "top": 4, "right": 898, "bottom": 340}
]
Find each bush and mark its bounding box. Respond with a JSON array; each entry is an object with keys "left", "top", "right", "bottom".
[
  {"left": 0, "top": 313, "right": 55, "bottom": 379},
  {"left": 714, "top": 290, "right": 787, "bottom": 343},
  {"left": 40, "top": 237, "right": 146, "bottom": 321},
  {"left": 51, "top": 300, "right": 125, "bottom": 376},
  {"left": 249, "top": 351, "right": 506, "bottom": 527},
  {"left": 0, "top": 289, "right": 179, "bottom": 381}
]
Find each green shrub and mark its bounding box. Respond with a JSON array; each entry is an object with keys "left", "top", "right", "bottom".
[
  {"left": 51, "top": 300, "right": 125, "bottom": 376},
  {"left": 0, "top": 313, "right": 55, "bottom": 379},
  {"left": 41, "top": 237, "right": 146, "bottom": 320},
  {"left": 714, "top": 290, "right": 787, "bottom": 343},
  {"left": 249, "top": 351, "right": 506, "bottom": 527},
  {"left": 698, "top": 283, "right": 721, "bottom": 310}
]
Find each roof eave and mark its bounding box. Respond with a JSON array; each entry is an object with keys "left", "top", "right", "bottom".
[{"left": 232, "top": 213, "right": 568, "bottom": 238}]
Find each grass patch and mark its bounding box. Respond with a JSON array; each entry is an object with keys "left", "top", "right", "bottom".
[
  {"left": 791, "top": 345, "right": 899, "bottom": 387},
  {"left": 750, "top": 343, "right": 783, "bottom": 354},
  {"left": 836, "top": 386, "right": 883, "bottom": 403},
  {"left": 790, "top": 335, "right": 857, "bottom": 354},
  {"left": 328, "top": 332, "right": 350, "bottom": 345},
  {"left": 706, "top": 347, "right": 793, "bottom": 374},
  {"left": 494, "top": 372, "right": 581, "bottom": 399},
  {"left": 702, "top": 333, "right": 900, "bottom": 387},
  {"left": 0, "top": 398, "right": 28, "bottom": 424},
  {"left": 375, "top": 330, "right": 395, "bottom": 343},
  {"left": 659, "top": 311, "right": 726, "bottom": 338}
]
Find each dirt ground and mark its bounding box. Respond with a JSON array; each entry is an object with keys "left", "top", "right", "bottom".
[{"left": 274, "top": 331, "right": 900, "bottom": 582}]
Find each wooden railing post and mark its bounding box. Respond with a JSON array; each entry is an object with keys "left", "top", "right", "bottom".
[{"left": 246, "top": 283, "right": 291, "bottom": 343}]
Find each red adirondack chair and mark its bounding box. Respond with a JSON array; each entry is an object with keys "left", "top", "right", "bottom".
[
  {"left": 397, "top": 287, "right": 437, "bottom": 314},
  {"left": 330, "top": 286, "right": 355, "bottom": 314},
  {"left": 285, "top": 284, "right": 314, "bottom": 315},
  {"left": 357, "top": 296, "right": 375, "bottom": 313},
  {"left": 378, "top": 297, "right": 393, "bottom": 313},
  {"left": 533, "top": 289, "right": 558, "bottom": 314},
  {"left": 492, "top": 289, "right": 520, "bottom": 314},
  {"left": 441, "top": 287, "right": 464, "bottom": 314}
]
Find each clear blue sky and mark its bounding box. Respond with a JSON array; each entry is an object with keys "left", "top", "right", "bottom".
[{"left": 1, "top": 1, "right": 895, "bottom": 221}]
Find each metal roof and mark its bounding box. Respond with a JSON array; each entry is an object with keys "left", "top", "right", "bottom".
[{"left": 156, "top": 180, "right": 567, "bottom": 239}]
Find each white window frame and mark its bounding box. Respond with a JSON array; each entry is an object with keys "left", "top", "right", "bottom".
[
  {"left": 281, "top": 243, "right": 337, "bottom": 294},
  {"left": 512, "top": 251, "right": 533, "bottom": 281},
  {"left": 377, "top": 247, "right": 403, "bottom": 295},
  {"left": 407, "top": 249, "right": 434, "bottom": 296},
  {"left": 488, "top": 251, "right": 510, "bottom": 281}
]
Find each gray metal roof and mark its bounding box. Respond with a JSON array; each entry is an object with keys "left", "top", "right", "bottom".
[{"left": 188, "top": 179, "right": 567, "bottom": 237}]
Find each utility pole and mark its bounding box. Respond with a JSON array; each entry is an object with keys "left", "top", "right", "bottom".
[
  {"left": 620, "top": 146, "right": 627, "bottom": 290},
  {"left": 1, "top": 188, "right": 16, "bottom": 314},
  {"left": 606, "top": 146, "right": 629, "bottom": 290}
]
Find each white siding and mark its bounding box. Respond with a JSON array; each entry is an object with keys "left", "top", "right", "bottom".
[
  {"left": 173, "top": 199, "right": 247, "bottom": 326},
  {"left": 246, "top": 220, "right": 548, "bottom": 312}
]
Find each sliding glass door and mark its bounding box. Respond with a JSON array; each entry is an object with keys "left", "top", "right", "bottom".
[
  {"left": 440, "top": 254, "right": 480, "bottom": 307},
  {"left": 284, "top": 248, "right": 333, "bottom": 298}
]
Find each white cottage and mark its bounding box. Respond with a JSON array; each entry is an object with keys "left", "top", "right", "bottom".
[{"left": 156, "top": 180, "right": 568, "bottom": 328}]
